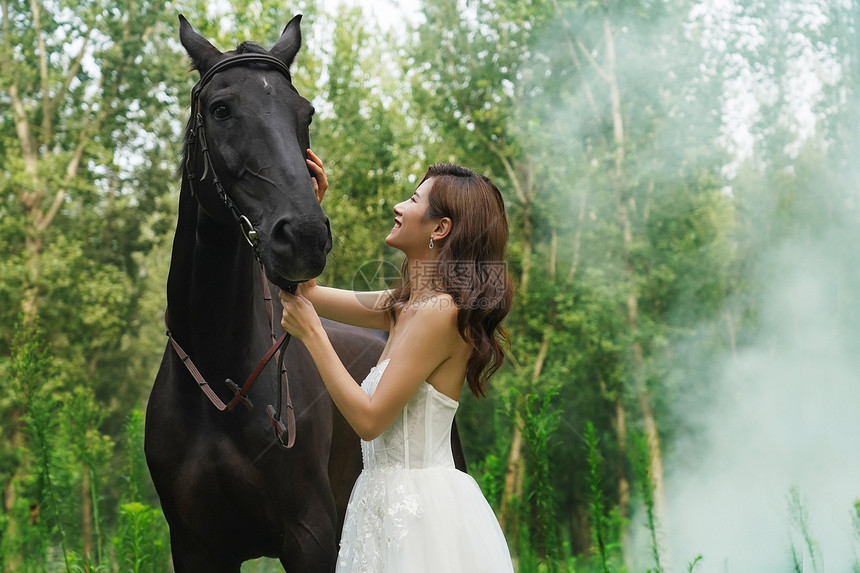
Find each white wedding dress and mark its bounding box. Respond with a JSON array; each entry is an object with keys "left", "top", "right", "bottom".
[{"left": 336, "top": 359, "right": 515, "bottom": 573}]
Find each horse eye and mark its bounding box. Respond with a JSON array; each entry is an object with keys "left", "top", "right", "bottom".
[{"left": 213, "top": 105, "right": 230, "bottom": 120}]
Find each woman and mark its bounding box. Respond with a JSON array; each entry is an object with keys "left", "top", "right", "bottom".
[{"left": 281, "top": 150, "right": 515, "bottom": 572}]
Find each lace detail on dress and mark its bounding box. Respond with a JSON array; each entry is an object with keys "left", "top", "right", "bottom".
[
  {"left": 337, "top": 467, "right": 424, "bottom": 572},
  {"left": 337, "top": 359, "right": 514, "bottom": 573},
  {"left": 337, "top": 360, "right": 425, "bottom": 573}
]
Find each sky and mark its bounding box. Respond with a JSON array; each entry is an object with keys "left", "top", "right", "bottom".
[{"left": 319, "top": 0, "right": 423, "bottom": 32}]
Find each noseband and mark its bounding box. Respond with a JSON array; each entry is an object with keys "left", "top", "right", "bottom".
[{"left": 184, "top": 53, "right": 293, "bottom": 260}]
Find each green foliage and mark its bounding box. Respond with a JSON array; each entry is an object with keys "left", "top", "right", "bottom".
[
  {"left": 686, "top": 555, "right": 703, "bottom": 573},
  {"left": 477, "top": 450, "right": 508, "bottom": 510},
  {"left": 585, "top": 422, "right": 610, "bottom": 573},
  {"left": 64, "top": 550, "right": 111, "bottom": 573},
  {"left": 6, "top": 317, "right": 71, "bottom": 571},
  {"left": 630, "top": 432, "right": 661, "bottom": 573},
  {"left": 789, "top": 540, "right": 803, "bottom": 573},
  {"left": 521, "top": 389, "right": 563, "bottom": 566},
  {"left": 241, "top": 557, "right": 284, "bottom": 572},
  {"left": 65, "top": 387, "right": 114, "bottom": 565},
  {"left": 310, "top": 4, "right": 415, "bottom": 289},
  {"left": 112, "top": 502, "right": 170, "bottom": 573},
  {"left": 853, "top": 500, "right": 860, "bottom": 573},
  {"left": 787, "top": 487, "right": 819, "bottom": 573},
  {"left": 122, "top": 408, "right": 148, "bottom": 504},
  {"left": 1, "top": 0, "right": 858, "bottom": 570}
]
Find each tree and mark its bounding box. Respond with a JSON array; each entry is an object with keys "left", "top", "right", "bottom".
[
  {"left": 0, "top": 1, "right": 182, "bottom": 567},
  {"left": 409, "top": 1, "right": 556, "bottom": 551},
  {"left": 311, "top": 4, "right": 408, "bottom": 289},
  {"left": 410, "top": 0, "right": 737, "bottom": 564}
]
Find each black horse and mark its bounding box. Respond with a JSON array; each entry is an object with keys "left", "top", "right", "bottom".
[{"left": 144, "top": 15, "right": 384, "bottom": 572}]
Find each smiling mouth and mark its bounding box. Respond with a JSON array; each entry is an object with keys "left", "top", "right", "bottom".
[{"left": 393, "top": 220, "right": 401, "bottom": 229}]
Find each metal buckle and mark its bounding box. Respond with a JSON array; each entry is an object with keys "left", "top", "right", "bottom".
[{"left": 239, "top": 215, "right": 259, "bottom": 247}]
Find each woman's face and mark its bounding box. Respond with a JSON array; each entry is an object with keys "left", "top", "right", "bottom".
[{"left": 385, "top": 178, "right": 438, "bottom": 256}]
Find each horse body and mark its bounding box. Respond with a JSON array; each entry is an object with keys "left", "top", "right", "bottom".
[{"left": 144, "top": 15, "right": 381, "bottom": 572}]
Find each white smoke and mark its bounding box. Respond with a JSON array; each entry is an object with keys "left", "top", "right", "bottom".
[{"left": 652, "top": 231, "right": 860, "bottom": 572}]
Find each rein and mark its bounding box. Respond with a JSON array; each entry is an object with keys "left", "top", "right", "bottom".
[
  {"left": 165, "top": 265, "right": 296, "bottom": 449},
  {"left": 167, "top": 53, "right": 300, "bottom": 449}
]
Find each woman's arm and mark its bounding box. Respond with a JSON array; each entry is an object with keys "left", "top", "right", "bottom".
[
  {"left": 280, "top": 293, "right": 457, "bottom": 440},
  {"left": 300, "top": 279, "right": 392, "bottom": 331}
]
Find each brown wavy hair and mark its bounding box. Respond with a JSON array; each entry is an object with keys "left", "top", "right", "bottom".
[{"left": 384, "top": 164, "right": 514, "bottom": 397}]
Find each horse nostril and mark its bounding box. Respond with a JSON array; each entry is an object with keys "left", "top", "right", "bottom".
[
  {"left": 271, "top": 214, "right": 296, "bottom": 249},
  {"left": 270, "top": 214, "right": 331, "bottom": 264}
]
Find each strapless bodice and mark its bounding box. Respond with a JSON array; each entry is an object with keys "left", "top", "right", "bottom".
[{"left": 359, "top": 359, "right": 459, "bottom": 471}]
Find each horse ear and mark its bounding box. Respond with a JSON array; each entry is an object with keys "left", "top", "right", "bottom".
[
  {"left": 178, "top": 14, "right": 221, "bottom": 74},
  {"left": 270, "top": 14, "right": 302, "bottom": 68}
]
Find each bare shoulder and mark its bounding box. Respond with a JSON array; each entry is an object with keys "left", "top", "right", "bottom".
[
  {"left": 395, "top": 294, "right": 459, "bottom": 337},
  {"left": 413, "top": 293, "right": 458, "bottom": 322},
  {"left": 412, "top": 294, "right": 472, "bottom": 353},
  {"left": 411, "top": 295, "right": 472, "bottom": 399}
]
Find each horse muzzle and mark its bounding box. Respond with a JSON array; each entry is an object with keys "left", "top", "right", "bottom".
[{"left": 263, "top": 213, "right": 331, "bottom": 284}]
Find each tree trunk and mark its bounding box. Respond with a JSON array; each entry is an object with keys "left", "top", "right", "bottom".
[
  {"left": 724, "top": 307, "right": 737, "bottom": 356},
  {"left": 519, "top": 197, "right": 534, "bottom": 295},
  {"left": 81, "top": 466, "right": 93, "bottom": 563},
  {"left": 21, "top": 233, "right": 42, "bottom": 323},
  {"left": 613, "top": 396, "right": 631, "bottom": 565},
  {"left": 498, "top": 186, "right": 550, "bottom": 543},
  {"left": 497, "top": 159, "right": 535, "bottom": 538},
  {"left": 632, "top": 338, "right": 668, "bottom": 558},
  {"left": 498, "top": 402, "right": 525, "bottom": 540},
  {"left": 601, "top": 15, "right": 669, "bottom": 564}
]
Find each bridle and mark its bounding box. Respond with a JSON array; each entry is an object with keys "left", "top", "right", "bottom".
[
  {"left": 184, "top": 53, "right": 294, "bottom": 260},
  {"left": 167, "top": 53, "right": 302, "bottom": 449}
]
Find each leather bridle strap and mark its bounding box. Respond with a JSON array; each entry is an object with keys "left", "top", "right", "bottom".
[
  {"left": 224, "top": 332, "right": 287, "bottom": 411},
  {"left": 184, "top": 53, "right": 294, "bottom": 261},
  {"left": 165, "top": 263, "right": 297, "bottom": 448},
  {"left": 268, "top": 340, "right": 297, "bottom": 449},
  {"left": 166, "top": 328, "right": 229, "bottom": 412},
  {"left": 193, "top": 54, "right": 291, "bottom": 103}
]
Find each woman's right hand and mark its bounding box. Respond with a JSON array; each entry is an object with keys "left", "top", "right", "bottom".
[
  {"left": 306, "top": 149, "right": 328, "bottom": 203},
  {"left": 298, "top": 278, "right": 317, "bottom": 298}
]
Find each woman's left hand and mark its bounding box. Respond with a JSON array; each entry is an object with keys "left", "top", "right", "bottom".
[
  {"left": 306, "top": 149, "right": 328, "bottom": 203},
  {"left": 280, "top": 289, "right": 322, "bottom": 341}
]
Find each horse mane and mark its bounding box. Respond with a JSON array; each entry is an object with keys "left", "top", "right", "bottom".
[
  {"left": 232, "top": 42, "right": 293, "bottom": 82},
  {"left": 234, "top": 41, "right": 267, "bottom": 55}
]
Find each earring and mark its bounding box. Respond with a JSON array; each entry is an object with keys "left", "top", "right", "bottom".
[{"left": 429, "top": 236, "right": 435, "bottom": 249}]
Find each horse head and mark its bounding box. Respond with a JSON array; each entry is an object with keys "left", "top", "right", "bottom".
[{"left": 179, "top": 14, "right": 330, "bottom": 289}]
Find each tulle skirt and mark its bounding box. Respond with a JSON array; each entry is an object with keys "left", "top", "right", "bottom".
[{"left": 336, "top": 466, "right": 514, "bottom": 573}]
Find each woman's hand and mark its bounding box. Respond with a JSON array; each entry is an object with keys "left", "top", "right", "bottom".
[
  {"left": 297, "top": 278, "right": 317, "bottom": 297},
  {"left": 280, "top": 289, "right": 323, "bottom": 342},
  {"left": 306, "top": 149, "right": 328, "bottom": 203}
]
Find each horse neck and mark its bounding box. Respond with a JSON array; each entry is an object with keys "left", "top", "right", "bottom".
[{"left": 166, "top": 184, "right": 270, "bottom": 366}]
